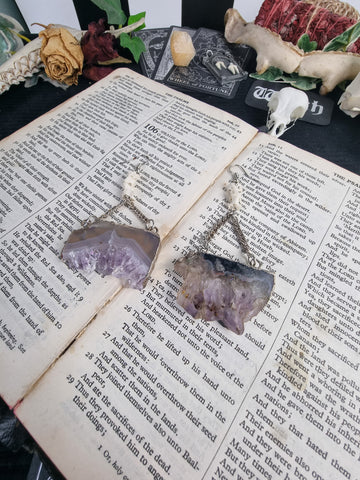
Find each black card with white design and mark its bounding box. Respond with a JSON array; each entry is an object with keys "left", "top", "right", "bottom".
[
  {"left": 133, "top": 28, "right": 171, "bottom": 79},
  {"left": 164, "top": 28, "right": 251, "bottom": 98}
]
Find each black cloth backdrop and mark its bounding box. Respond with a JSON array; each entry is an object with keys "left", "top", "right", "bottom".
[
  {"left": 72, "top": 0, "right": 234, "bottom": 31},
  {"left": 73, "top": 0, "right": 130, "bottom": 28}
]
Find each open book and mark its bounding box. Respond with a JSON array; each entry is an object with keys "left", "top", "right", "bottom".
[{"left": 1, "top": 69, "right": 359, "bottom": 480}]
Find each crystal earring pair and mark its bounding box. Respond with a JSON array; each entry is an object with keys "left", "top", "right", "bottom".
[{"left": 61, "top": 163, "right": 274, "bottom": 335}]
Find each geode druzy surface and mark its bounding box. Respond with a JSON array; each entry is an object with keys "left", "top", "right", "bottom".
[
  {"left": 174, "top": 252, "right": 274, "bottom": 334},
  {"left": 62, "top": 222, "right": 160, "bottom": 290}
]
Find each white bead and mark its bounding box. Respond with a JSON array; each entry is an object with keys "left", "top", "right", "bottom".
[
  {"left": 224, "top": 182, "right": 242, "bottom": 210},
  {"left": 123, "top": 170, "right": 140, "bottom": 197}
]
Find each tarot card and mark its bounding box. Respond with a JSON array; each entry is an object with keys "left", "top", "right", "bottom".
[
  {"left": 164, "top": 28, "right": 250, "bottom": 98},
  {"left": 133, "top": 28, "right": 170, "bottom": 78}
]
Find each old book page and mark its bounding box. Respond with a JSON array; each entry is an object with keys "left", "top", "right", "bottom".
[
  {"left": 0, "top": 69, "right": 257, "bottom": 407},
  {"left": 16, "top": 135, "right": 360, "bottom": 479}
]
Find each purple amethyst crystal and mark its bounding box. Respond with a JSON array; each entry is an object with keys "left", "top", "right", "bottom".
[
  {"left": 62, "top": 222, "right": 160, "bottom": 289},
  {"left": 174, "top": 253, "right": 274, "bottom": 334}
]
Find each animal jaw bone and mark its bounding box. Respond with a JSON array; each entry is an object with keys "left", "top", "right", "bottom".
[
  {"left": 0, "top": 18, "right": 145, "bottom": 95},
  {"left": 0, "top": 37, "right": 43, "bottom": 94},
  {"left": 297, "top": 51, "right": 360, "bottom": 95},
  {"left": 224, "top": 8, "right": 360, "bottom": 95},
  {"left": 266, "top": 87, "right": 309, "bottom": 137},
  {"left": 224, "top": 8, "right": 303, "bottom": 74}
]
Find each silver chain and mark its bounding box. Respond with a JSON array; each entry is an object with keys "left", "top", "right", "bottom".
[
  {"left": 228, "top": 213, "right": 257, "bottom": 267},
  {"left": 198, "top": 166, "right": 258, "bottom": 268},
  {"left": 80, "top": 166, "right": 157, "bottom": 233},
  {"left": 81, "top": 196, "right": 157, "bottom": 233},
  {"left": 123, "top": 195, "right": 158, "bottom": 233},
  {"left": 199, "top": 210, "right": 257, "bottom": 267}
]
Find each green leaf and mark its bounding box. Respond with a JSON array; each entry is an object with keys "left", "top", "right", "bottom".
[
  {"left": 128, "top": 12, "right": 146, "bottom": 31},
  {"left": 297, "top": 34, "right": 317, "bottom": 52},
  {"left": 250, "top": 67, "right": 319, "bottom": 90},
  {"left": 323, "top": 21, "right": 360, "bottom": 51},
  {"left": 120, "top": 32, "right": 146, "bottom": 62},
  {"left": 90, "top": 0, "right": 127, "bottom": 26},
  {"left": 250, "top": 67, "right": 284, "bottom": 82},
  {"left": 284, "top": 73, "right": 319, "bottom": 90}
]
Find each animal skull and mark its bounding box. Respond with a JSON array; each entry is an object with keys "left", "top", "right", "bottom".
[{"left": 266, "top": 87, "right": 309, "bottom": 137}]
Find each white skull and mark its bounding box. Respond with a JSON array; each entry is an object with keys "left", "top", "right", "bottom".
[
  {"left": 266, "top": 87, "right": 309, "bottom": 137},
  {"left": 338, "top": 72, "right": 360, "bottom": 118}
]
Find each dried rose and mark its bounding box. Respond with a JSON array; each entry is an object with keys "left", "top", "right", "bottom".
[
  {"left": 81, "top": 19, "right": 119, "bottom": 64},
  {"left": 81, "top": 19, "right": 120, "bottom": 81},
  {"left": 39, "top": 25, "right": 84, "bottom": 85}
]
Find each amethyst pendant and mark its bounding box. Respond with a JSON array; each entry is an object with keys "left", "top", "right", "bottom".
[
  {"left": 174, "top": 253, "right": 274, "bottom": 334},
  {"left": 62, "top": 222, "right": 160, "bottom": 290}
]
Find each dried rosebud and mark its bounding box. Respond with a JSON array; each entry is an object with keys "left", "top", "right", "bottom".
[
  {"left": 39, "top": 25, "right": 83, "bottom": 85},
  {"left": 81, "top": 19, "right": 119, "bottom": 65}
]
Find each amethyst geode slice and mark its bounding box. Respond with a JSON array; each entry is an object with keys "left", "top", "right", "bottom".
[
  {"left": 174, "top": 252, "right": 274, "bottom": 334},
  {"left": 62, "top": 222, "right": 160, "bottom": 289}
]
